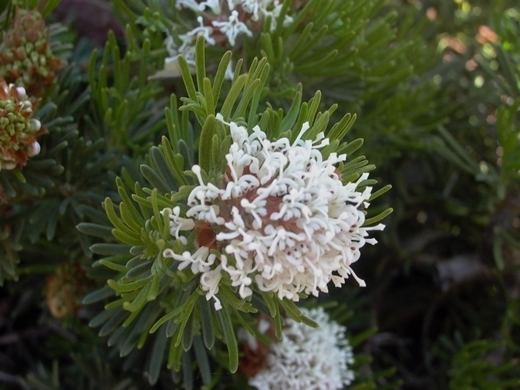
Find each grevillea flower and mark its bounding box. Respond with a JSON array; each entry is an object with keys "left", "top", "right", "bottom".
[
  {"left": 0, "top": 9, "right": 62, "bottom": 98},
  {"left": 164, "top": 1, "right": 293, "bottom": 67},
  {"left": 162, "top": 115, "right": 384, "bottom": 309},
  {"left": 0, "top": 81, "right": 42, "bottom": 171},
  {"left": 249, "top": 307, "right": 355, "bottom": 390}
]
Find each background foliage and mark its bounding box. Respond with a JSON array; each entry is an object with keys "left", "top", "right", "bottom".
[{"left": 0, "top": 0, "right": 519, "bottom": 389}]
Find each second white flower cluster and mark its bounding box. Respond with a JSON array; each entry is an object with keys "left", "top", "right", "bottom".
[{"left": 165, "top": 0, "right": 292, "bottom": 67}]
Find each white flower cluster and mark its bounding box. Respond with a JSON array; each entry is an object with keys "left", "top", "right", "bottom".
[
  {"left": 162, "top": 115, "right": 384, "bottom": 310},
  {"left": 249, "top": 307, "right": 355, "bottom": 390},
  {"left": 165, "top": 0, "right": 292, "bottom": 66}
]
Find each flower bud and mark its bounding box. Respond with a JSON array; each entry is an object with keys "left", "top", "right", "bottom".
[
  {"left": 0, "top": 80, "right": 43, "bottom": 170},
  {"left": 0, "top": 9, "right": 62, "bottom": 98}
]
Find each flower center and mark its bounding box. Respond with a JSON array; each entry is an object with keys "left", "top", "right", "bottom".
[{"left": 195, "top": 221, "right": 218, "bottom": 249}]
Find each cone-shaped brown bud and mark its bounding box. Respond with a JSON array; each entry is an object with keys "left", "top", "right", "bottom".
[
  {"left": 45, "top": 262, "right": 89, "bottom": 319},
  {"left": 0, "top": 9, "right": 62, "bottom": 98}
]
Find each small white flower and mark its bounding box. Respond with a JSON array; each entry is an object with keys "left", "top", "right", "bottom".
[
  {"left": 176, "top": 0, "right": 205, "bottom": 11},
  {"left": 161, "top": 207, "right": 195, "bottom": 245},
  {"left": 177, "top": 0, "right": 221, "bottom": 12},
  {"left": 212, "top": 10, "right": 252, "bottom": 46},
  {"left": 224, "top": 61, "right": 235, "bottom": 80},
  {"left": 200, "top": 265, "right": 223, "bottom": 309},
  {"left": 163, "top": 115, "right": 384, "bottom": 309},
  {"left": 164, "top": 16, "right": 215, "bottom": 67},
  {"left": 249, "top": 307, "right": 355, "bottom": 390},
  {"left": 27, "top": 141, "right": 41, "bottom": 157}
]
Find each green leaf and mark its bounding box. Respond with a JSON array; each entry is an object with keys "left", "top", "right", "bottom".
[
  {"left": 216, "top": 307, "right": 238, "bottom": 373},
  {"left": 83, "top": 287, "right": 115, "bottom": 305},
  {"left": 199, "top": 299, "right": 215, "bottom": 349},
  {"left": 147, "top": 327, "right": 168, "bottom": 385},
  {"left": 221, "top": 75, "right": 248, "bottom": 118},
  {"left": 193, "top": 336, "right": 212, "bottom": 385},
  {"left": 364, "top": 208, "right": 393, "bottom": 226},
  {"left": 198, "top": 115, "right": 218, "bottom": 172}
]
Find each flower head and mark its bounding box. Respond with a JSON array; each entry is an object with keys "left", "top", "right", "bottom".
[
  {"left": 249, "top": 307, "right": 355, "bottom": 390},
  {"left": 0, "top": 80, "right": 42, "bottom": 170},
  {"left": 164, "top": 0, "right": 293, "bottom": 69},
  {"left": 0, "top": 9, "right": 62, "bottom": 98},
  {"left": 163, "top": 115, "right": 384, "bottom": 309}
]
